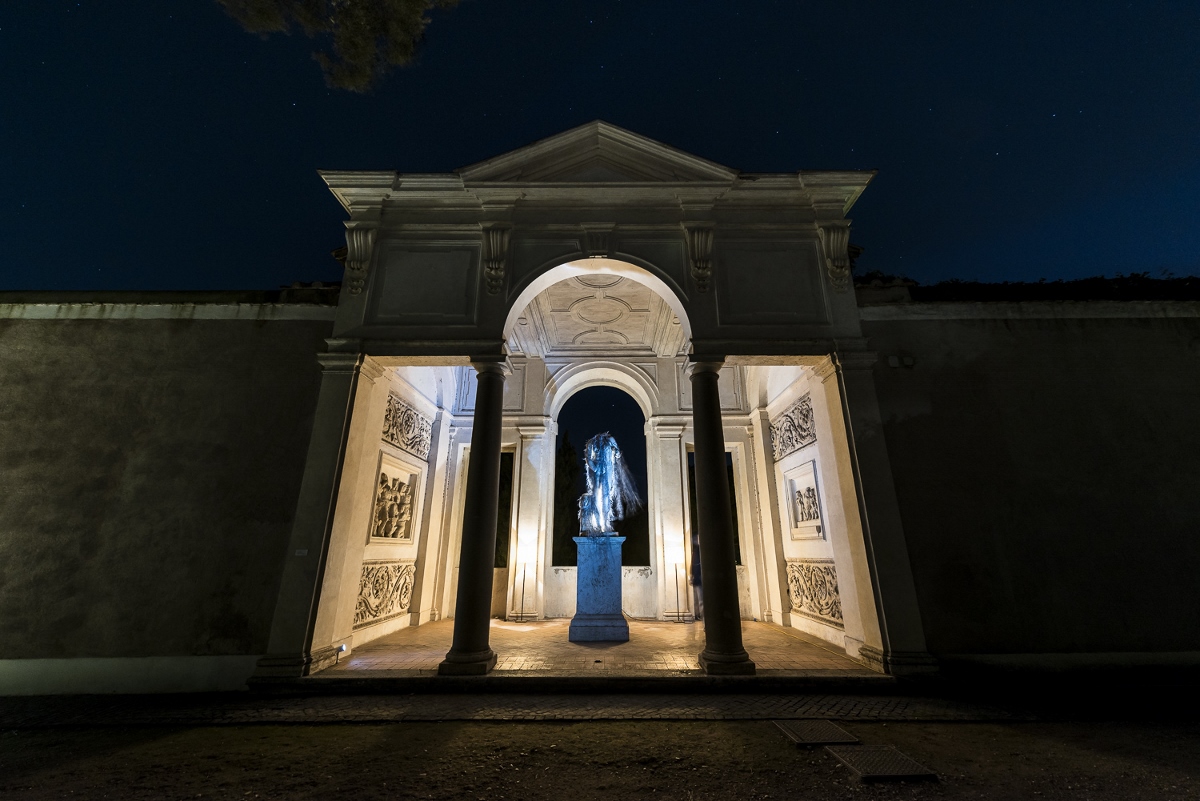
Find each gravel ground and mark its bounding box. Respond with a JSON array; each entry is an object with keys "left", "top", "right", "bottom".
[{"left": 3, "top": 718, "right": 1198, "bottom": 800}]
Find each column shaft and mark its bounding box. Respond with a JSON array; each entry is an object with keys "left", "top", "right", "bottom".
[
  {"left": 438, "top": 361, "right": 506, "bottom": 675},
  {"left": 689, "top": 360, "right": 756, "bottom": 675}
]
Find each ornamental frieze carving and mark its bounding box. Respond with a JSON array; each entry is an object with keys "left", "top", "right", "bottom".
[
  {"left": 785, "top": 559, "right": 843, "bottom": 629},
  {"left": 382, "top": 392, "right": 432, "bottom": 461},
  {"left": 354, "top": 560, "right": 416, "bottom": 629},
  {"left": 770, "top": 393, "right": 816, "bottom": 461}
]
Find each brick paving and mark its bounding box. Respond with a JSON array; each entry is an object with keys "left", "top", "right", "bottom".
[
  {"left": 326, "top": 618, "right": 874, "bottom": 677},
  {"left": 0, "top": 691, "right": 1026, "bottom": 729}
]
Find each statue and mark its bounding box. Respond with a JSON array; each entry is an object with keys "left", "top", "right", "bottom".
[
  {"left": 578, "top": 432, "right": 642, "bottom": 534},
  {"left": 569, "top": 432, "right": 640, "bottom": 642}
]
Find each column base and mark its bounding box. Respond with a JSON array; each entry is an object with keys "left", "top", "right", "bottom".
[
  {"left": 569, "top": 614, "right": 630, "bottom": 643},
  {"left": 699, "top": 649, "right": 756, "bottom": 676},
  {"left": 664, "top": 611, "right": 695, "bottom": 623},
  {"left": 437, "top": 649, "right": 497, "bottom": 676}
]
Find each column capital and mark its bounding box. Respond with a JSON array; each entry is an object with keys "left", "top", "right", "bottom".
[
  {"left": 470, "top": 357, "right": 513, "bottom": 377},
  {"left": 685, "top": 356, "right": 725, "bottom": 377}
]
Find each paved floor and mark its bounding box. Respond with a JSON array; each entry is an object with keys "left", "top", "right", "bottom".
[{"left": 324, "top": 618, "right": 874, "bottom": 677}]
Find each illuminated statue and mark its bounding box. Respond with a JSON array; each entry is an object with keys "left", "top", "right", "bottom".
[{"left": 578, "top": 432, "right": 642, "bottom": 535}]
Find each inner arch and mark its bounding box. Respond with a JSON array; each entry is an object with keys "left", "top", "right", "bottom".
[{"left": 503, "top": 257, "right": 692, "bottom": 344}]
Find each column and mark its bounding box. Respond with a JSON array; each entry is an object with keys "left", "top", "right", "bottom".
[
  {"left": 833, "top": 350, "right": 935, "bottom": 675},
  {"left": 688, "top": 359, "right": 756, "bottom": 675},
  {"left": 438, "top": 359, "right": 507, "bottom": 675},
  {"left": 254, "top": 352, "right": 366, "bottom": 678}
]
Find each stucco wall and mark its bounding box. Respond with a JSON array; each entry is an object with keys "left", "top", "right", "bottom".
[
  {"left": 0, "top": 315, "right": 330, "bottom": 659},
  {"left": 863, "top": 306, "right": 1200, "bottom": 657}
]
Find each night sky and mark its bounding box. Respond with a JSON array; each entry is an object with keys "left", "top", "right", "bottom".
[{"left": 4, "top": 2, "right": 1199, "bottom": 291}]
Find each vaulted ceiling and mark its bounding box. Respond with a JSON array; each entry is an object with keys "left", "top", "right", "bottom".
[{"left": 507, "top": 274, "right": 687, "bottom": 359}]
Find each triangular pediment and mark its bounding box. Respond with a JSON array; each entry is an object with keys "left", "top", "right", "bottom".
[{"left": 457, "top": 121, "right": 738, "bottom": 183}]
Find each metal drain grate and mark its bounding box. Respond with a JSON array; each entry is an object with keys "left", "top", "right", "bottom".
[
  {"left": 773, "top": 719, "right": 859, "bottom": 745},
  {"left": 825, "top": 745, "right": 937, "bottom": 782}
]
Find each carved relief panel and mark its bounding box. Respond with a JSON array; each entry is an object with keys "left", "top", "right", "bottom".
[
  {"left": 354, "top": 560, "right": 416, "bottom": 629},
  {"left": 785, "top": 459, "right": 824, "bottom": 540},
  {"left": 770, "top": 393, "right": 816, "bottom": 461},
  {"left": 785, "top": 558, "right": 843, "bottom": 629},
  {"left": 382, "top": 392, "right": 433, "bottom": 461},
  {"left": 370, "top": 452, "right": 419, "bottom": 541}
]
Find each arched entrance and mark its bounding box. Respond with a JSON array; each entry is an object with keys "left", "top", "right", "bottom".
[{"left": 254, "top": 123, "right": 934, "bottom": 682}]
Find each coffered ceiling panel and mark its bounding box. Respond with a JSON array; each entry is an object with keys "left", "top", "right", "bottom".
[{"left": 509, "top": 275, "right": 686, "bottom": 358}]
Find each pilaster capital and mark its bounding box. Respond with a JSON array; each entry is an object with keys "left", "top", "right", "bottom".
[
  {"left": 358, "top": 356, "right": 387, "bottom": 384},
  {"left": 517, "top": 418, "right": 551, "bottom": 439},
  {"left": 647, "top": 418, "right": 687, "bottom": 438},
  {"left": 316, "top": 352, "right": 363, "bottom": 374},
  {"left": 811, "top": 356, "right": 838, "bottom": 384},
  {"left": 833, "top": 349, "right": 879, "bottom": 373}
]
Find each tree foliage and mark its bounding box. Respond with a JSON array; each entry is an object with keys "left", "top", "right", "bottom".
[{"left": 217, "top": 0, "right": 459, "bottom": 92}]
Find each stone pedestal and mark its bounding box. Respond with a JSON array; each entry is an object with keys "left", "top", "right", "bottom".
[{"left": 569, "top": 536, "right": 629, "bottom": 642}]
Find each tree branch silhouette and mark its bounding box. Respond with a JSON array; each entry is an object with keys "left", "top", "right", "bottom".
[{"left": 217, "top": 0, "right": 459, "bottom": 92}]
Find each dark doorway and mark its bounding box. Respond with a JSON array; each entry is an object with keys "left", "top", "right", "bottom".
[
  {"left": 552, "top": 386, "right": 649, "bottom": 566},
  {"left": 685, "top": 450, "right": 741, "bottom": 620}
]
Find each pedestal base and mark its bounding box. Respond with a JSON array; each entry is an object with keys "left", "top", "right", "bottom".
[
  {"left": 570, "top": 535, "right": 629, "bottom": 643},
  {"left": 570, "top": 614, "right": 630, "bottom": 643}
]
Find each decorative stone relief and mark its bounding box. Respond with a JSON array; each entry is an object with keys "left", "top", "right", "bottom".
[
  {"left": 370, "top": 459, "right": 415, "bottom": 540},
  {"left": 817, "top": 222, "right": 851, "bottom": 293},
  {"left": 787, "top": 459, "right": 823, "bottom": 539},
  {"left": 681, "top": 222, "right": 714, "bottom": 292},
  {"left": 353, "top": 560, "right": 416, "bottom": 629},
  {"left": 483, "top": 224, "right": 512, "bottom": 295},
  {"left": 382, "top": 392, "right": 432, "bottom": 461},
  {"left": 770, "top": 393, "right": 816, "bottom": 461},
  {"left": 343, "top": 224, "right": 377, "bottom": 295},
  {"left": 786, "top": 559, "right": 844, "bottom": 629}
]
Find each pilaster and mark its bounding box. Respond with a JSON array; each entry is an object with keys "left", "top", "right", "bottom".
[
  {"left": 831, "top": 347, "right": 937, "bottom": 675},
  {"left": 254, "top": 352, "right": 367, "bottom": 678},
  {"left": 648, "top": 419, "right": 691, "bottom": 622},
  {"left": 510, "top": 421, "right": 552, "bottom": 621}
]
